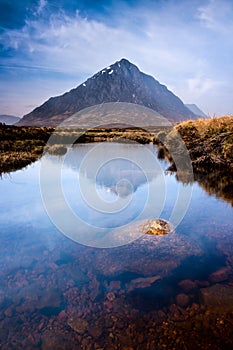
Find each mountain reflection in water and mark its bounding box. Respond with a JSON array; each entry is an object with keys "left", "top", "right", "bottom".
[{"left": 0, "top": 142, "right": 232, "bottom": 349}]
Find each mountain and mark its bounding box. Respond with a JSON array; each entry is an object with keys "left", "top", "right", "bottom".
[
  {"left": 185, "top": 104, "right": 207, "bottom": 118},
  {"left": 0, "top": 115, "right": 20, "bottom": 125},
  {"left": 17, "top": 58, "right": 196, "bottom": 126}
]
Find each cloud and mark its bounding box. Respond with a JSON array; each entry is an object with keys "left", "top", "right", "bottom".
[
  {"left": 0, "top": 4, "right": 204, "bottom": 76},
  {"left": 187, "top": 74, "right": 224, "bottom": 97},
  {"left": 0, "top": 0, "right": 233, "bottom": 116},
  {"left": 1, "top": 12, "right": 124, "bottom": 73},
  {"left": 197, "top": 0, "right": 233, "bottom": 34},
  {"left": 35, "top": 0, "right": 47, "bottom": 15}
]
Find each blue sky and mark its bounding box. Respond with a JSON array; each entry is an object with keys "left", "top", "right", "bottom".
[{"left": 0, "top": 0, "right": 233, "bottom": 117}]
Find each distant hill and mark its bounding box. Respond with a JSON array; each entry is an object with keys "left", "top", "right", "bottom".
[
  {"left": 0, "top": 115, "right": 20, "bottom": 125},
  {"left": 17, "top": 58, "right": 196, "bottom": 126},
  {"left": 185, "top": 104, "right": 207, "bottom": 118}
]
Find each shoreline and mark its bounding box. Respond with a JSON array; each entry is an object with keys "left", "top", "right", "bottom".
[{"left": 0, "top": 116, "right": 232, "bottom": 175}]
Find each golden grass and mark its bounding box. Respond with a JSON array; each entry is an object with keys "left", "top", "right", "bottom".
[
  {"left": 0, "top": 116, "right": 232, "bottom": 174},
  {"left": 174, "top": 116, "right": 233, "bottom": 172},
  {"left": 175, "top": 115, "right": 233, "bottom": 136}
]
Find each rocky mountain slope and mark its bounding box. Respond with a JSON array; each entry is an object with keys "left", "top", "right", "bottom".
[
  {"left": 17, "top": 58, "right": 196, "bottom": 126},
  {"left": 185, "top": 104, "right": 207, "bottom": 118},
  {"left": 0, "top": 115, "right": 20, "bottom": 125}
]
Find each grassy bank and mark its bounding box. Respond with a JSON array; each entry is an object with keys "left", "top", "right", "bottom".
[
  {"left": 175, "top": 116, "right": 233, "bottom": 172},
  {"left": 0, "top": 116, "right": 232, "bottom": 175},
  {"left": 0, "top": 124, "right": 53, "bottom": 174},
  {"left": 156, "top": 116, "right": 233, "bottom": 173},
  {"left": 0, "top": 124, "right": 154, "bottom": 174},
  {"left": 0, "top": 124, "right": 83, "bottom": 174}
]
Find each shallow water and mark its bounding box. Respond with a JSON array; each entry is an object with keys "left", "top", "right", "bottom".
[{"left": 0, "top": 143, "right": 233, "bottom": 349}]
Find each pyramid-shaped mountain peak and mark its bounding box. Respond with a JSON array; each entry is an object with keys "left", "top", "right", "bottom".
[
  {"left": 88, "top": 58, "right": 139, "bottom": 81},
  {"left": 109, "top": 58, "right": 137, "bottom": 68},
  {"left": 18, "top": 58, "right": 196, "bottom": 126}
]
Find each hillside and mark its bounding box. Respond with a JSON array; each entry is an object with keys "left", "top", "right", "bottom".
[
  {"left": 185, "top": 104, "right": 207, "bottom": 118},
  {"left": 0, "top": 115, "right": 20, "bottom": 125},
  {"left": 17, "top": 58, "right": 196, "bottom": 126}
]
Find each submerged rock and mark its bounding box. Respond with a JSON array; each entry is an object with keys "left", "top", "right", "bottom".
[
  {"left": 200, "top": 284, "right": 233, "bottom": 312},
  {"left": 176, "top": 293, "right": 190, "bottom": 307},
  {"left": 36, "top": 289, "right": 62, "bottom": 310},
  {"left": 178, "top": 279, "right": 197, "bottom": 292},
  {"left": 209, "top": 266, "right": 231, "bottom": 283},
  {"left": 106, "top": 292, "right": 116, "bottom": 301},
  {"left": 125, "top": 275, "right": 161, "bottom": 292},
  {"left": 41, "top": 332, "right": 69, "bottom": 350},
  {"left": 88, "top": 325, "right": 103, "bottom": 338},
  {"left": 88, "top": 276, "right": 100, "bottom": 301},
  {"left": 108, "top": 280, "right": 121, "bottom": 291},
  {"left": 139, "top": 219, "right": 172, "bottom": 235},
  {"left": 67, "top": 317, "right": 88, "bottom": 334}
]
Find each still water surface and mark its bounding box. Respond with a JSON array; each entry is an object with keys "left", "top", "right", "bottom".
[{"left": 0, "top": 143, "right": 232, "bottom": 349}]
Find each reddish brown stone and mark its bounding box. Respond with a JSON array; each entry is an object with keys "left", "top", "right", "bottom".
[
  {"left": 67, "top": 318, "right": 88, "bottom": 334},
  {"left": 169, "top": 304, "right": 179, "bottom": 314},
  {"left": 178, "top": 279, "right": 197, "bottom": 292},
  {"left": 200, "top": 284, "right": 233, "bottom": 312},
  {"left": 57, "top": 310, "right": 67, "bottom": 322},
  {"left": 89, "top": 277, "right": 100, "bottom": 301},
  {"left": 195, "top": 280, "right": 210, "bottom": 287},
  {"left": 109, "top": 280, "right": 121, "bottom": 291},
  {"left": 4, "top": 308, "right": 13, "bottom": 318},
  {"left": 209, "top": 266, "right": 231, "bottom": 283},
  {"left": 176, "top": 293, "right": 190, "bottom": 307},
  {"left": 106, "top": 292, "right": 115, "bottom": 301},
  {"left": 88, "top": 326, "right": 103, "bottom": 338},
  {"left": 125, "top": 275, "right": 161, "bottom": 292},
  {"left": 104, "top": 301, "right": 113, "bottom": 309}
]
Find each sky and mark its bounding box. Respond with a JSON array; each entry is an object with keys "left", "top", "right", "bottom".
[{"left": 0, "top": 0, "right": 233, "bottom": 117}]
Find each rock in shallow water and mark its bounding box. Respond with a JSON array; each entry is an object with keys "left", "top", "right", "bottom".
[
  {"left": 88, "top": 325, "right": 103, "bottom": 338},
  {"left": 200, "top": 284, "right": 233, "bottom": 312},
  {"left": 36, "top": 289, "right": 63, "bottom": 310},
  {"left": 178, "top": 279, "right": 197, "bottom": 292},
  {"left": 208, "top": 266, "right": 231, "bottom": 283},
  {"left": 41, "top": 332, "right": 70, "bottom": 350},
  {"left": 125, "top": 275, "right": 161, "bottom": 292},
  {"left": 139, "top": 219, "right": 172, "bottom": 235},
  {"left": 67, "top": 318, "right": 88, "bottom": 334},
  {"left": 176, "top": 293, "right": 190, "bottom": 307}
]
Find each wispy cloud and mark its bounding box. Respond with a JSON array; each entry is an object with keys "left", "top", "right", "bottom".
[
  {"left": 0, "top": 0, "right": 233, "bottom": 116},
  {"left": 0, "top": 5, "right": 205, "bottom": 76},
  {"left": 187, "top": 74, "right": 224, "bottom": 97},
  {"left": 36, "top": 0, "right": 47, "bottom": 15},
  {"left": 197, "top": 0, "right": 233, "bottom": 33}
]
